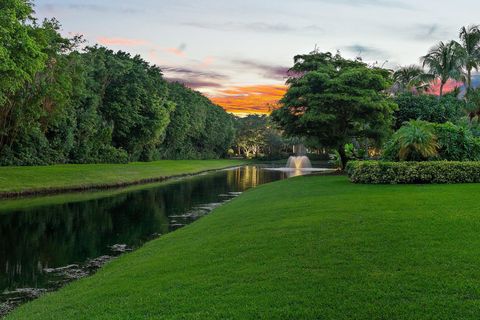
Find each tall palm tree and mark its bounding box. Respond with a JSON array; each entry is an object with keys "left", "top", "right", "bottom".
[
  {"left": 421, "top": 41, "right": 465, "bottom": 97},
  {"left": 392, "top": 65, "right": 433, "bottom": 94},
  {"left": 459, "top": 25, "right": 480, "bottom": 91}
]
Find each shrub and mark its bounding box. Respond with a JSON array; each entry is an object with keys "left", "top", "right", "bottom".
[
  {"left": 432, "top": 122, "right": 480, "bottom": 161},
  {"left": 384, "top": 120, "right": 438, "bottom": 161},
  {"left": 383, "top": 121, "right": 480, "bottom": 161},
  {"left": 347, "top": 160, "right": 480, "bottom": 184}
]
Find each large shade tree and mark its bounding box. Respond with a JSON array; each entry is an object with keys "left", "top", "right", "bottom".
[
  {"left": 271, "top": 51, "right": 397, "bottom": 169},
  {"left": 421, "top": 41, "right": 465, "bottom": 97}
]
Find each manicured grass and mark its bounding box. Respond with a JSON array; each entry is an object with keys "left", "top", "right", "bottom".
[
  {"left": 0, "top": 178, "right": 185, "bottom": 213},
  {"left": 8, "top": 175, "right": 480, "bottom": 319},
  {"left": 0, "top": 160, "right": 245, "bottom": 194}
]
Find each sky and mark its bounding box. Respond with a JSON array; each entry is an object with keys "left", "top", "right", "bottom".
[{"left": 34, "top": 0, "right": 480, "bottom": 116}]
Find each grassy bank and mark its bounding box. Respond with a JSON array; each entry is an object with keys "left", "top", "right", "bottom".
[
  {"left": 0, "top": 160, "right": 245, "bottom": 196},
  {"left": 8, "top": 175, "right": 480, "bottom": 319}
]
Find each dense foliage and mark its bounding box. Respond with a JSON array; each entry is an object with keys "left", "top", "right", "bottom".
[
  {"left": 271, "top": 51, "right": 397, "bottom": 168},
  {"left": 157, "top": 82, "right": 234, "bottom": 159},
  {"left": 347, "top": 160, "right": 480, "bottom": 184},
  {"left": 383, "top": 120, "right": 438, "bottom": 161},
  {"left": 0, "top": 1, "right": 233, "bottom": 165},
  {"left": 232, "top": 115, "right": 287, "bottom": 159},
  {"left": 393, "top": 93, "right": 464, "bottom": 129},
  {"left": 383, "top": 121, "right": 480, "bottom": 161}
]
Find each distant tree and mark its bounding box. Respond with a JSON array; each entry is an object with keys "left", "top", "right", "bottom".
[
  {"left": 421, "top": 41, "right": 465, "bottom": 97},
  {"left": 201, "top": 104, "right": 235, "bottom": 158},
  {"left": 157, "top": 82, "right": 234, "bottom": 159},
  {"left": 459, "top": 25, "right": 480, "bottom": 91},
  {"left": 234, "top": 115, "right": 267, "bottom": 158},
  {"left": 271, "top": 51, "right": 396, "bottom": 169},
  {"left": 392, "top": 65, "right": 433, "bottom": 94}
]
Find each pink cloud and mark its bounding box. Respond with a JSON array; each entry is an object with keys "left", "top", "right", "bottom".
[
  {"left": 165, "top": 47, "right": 186, "bottom": 57},
  {"left": 97, "top": 37, "right": 148, "bottom": 46},
  {"left": 201, "top": 56, "right": 214, "bottom": 67},
  {"left": 426, "top": 79, "right": 463, "bottom": 95}
]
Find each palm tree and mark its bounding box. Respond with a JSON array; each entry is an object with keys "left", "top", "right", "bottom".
[
  {"left": 421, "top": 41, "right": 465, "bottom": 97},
  {"left": 394, "top": 120, "right": 438, "bottom": 161},
  {"left": 465, "top": 88, "right": 480, "bottom": 122},
  {"left": 392, "top": 65, "right": 433, "bottom": 94},
  {"left": 459, "top": 25, "right": 480, "bottom": 91}
]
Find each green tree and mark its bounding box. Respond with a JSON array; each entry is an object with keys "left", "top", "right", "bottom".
[
  {"left": 0, "top": 0, "right": 47, "bottom": 153},
  {"left": 234, "top": 115, "right": 269, "bottom": 158},
  {"left": 157, "top": 82, "right": 234, "bottom": 159},
  {"left": 0, "top": 15, "right": 85, "bottom": 165},
  {"left": 459, "top": 25, "right": 480, "bottom": 91},
  {"left": 433, "top": 122, "right": 480, "bottom": 161},
  {"left": 202, "top": 105, "right": 235, "bottom": 158},
  {"left": 392, "top": 65, "right": 432, "bottom": 94},
  {"left": 421, "top": 41, "right": 465, "bottom": 97},
  {"left": 393, "top": 93, "right": 464, "bottom": 129},
  {"left": 0, "top": 3, "right": 236, "bottom": 165},
  {"left": 271, "top": 51, "right": 396, "bottom": 169},
  {"left": 82, "top": 47, "right": 174, "bottom": 161}
]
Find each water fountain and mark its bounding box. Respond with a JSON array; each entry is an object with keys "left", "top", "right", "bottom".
[
  {"left": 286, "top": 155, "right": 312, "bottom": 169},
  {"left": 265, "top": 144, "right": 334, "bottom": 177}
]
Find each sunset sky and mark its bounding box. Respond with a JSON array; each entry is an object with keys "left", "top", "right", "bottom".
[{"left": 35, "top": 0, "right": 480, "bottom": 115}]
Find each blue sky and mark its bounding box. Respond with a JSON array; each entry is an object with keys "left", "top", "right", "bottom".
[{"left": 34, "top": 0, "right": 480, "bottom": 114}]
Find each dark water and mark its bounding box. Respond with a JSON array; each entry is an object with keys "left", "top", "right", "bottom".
[{"left": 0, "top": 165, "right": 298, "bottom": 314}]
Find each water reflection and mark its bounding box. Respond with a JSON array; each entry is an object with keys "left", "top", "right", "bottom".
[{"left": 0, "top": 166, "right": 289, "bottom": 295}]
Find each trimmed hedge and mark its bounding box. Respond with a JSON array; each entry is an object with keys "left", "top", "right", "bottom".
[{"left": 347, "top": 160, "right": 480, "bottom": 184}]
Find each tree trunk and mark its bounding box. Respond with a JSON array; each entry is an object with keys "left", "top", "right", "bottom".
[
  {"left": 439, "top": 82, "right": 444, "bottom": 97},
  {"left": 337, "top": 145, "right": 348, "bottom": 170},
  {"left": 468, "top": 68, "right": 472, "bottom": 91}
]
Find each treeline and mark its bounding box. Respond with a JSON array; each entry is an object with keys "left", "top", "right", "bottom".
[{"left": 0, "top": 0, "right": 234, "bottom": 165}]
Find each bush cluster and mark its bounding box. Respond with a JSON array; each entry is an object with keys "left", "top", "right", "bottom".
[
  {"left": 347, "top": 160, "right": 480, "bottom": 184},
  {"left": 383, "top": 121, "right": 480, "bottom": 162}
]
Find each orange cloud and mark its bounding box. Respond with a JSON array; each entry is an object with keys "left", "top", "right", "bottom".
[
  {"left": 97, "top": 36, "right": 148, "bottom": 46},
  {"left": 209, "top": 84, "right": 287, "bottom": 115}
]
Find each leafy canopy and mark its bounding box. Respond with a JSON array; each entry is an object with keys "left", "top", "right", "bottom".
[
  {"left": 271, "top": 51, "right": 397, "bottom": 168},
  {"left": 393, "top": 93, "right": 464, "bottom": 129}
]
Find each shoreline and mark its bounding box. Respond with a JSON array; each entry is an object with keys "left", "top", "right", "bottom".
[
  {"left": 0, "top": 161, "right": 247, "bottom": 199},
  {"left": 9, "top": 176, "right": 480, "bottom": 319}
]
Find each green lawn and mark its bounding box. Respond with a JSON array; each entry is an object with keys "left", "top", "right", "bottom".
[
  {"left": 7, "top": 175, "right": 480, "bottom": 319},
  {"left": 0, "top": 160, "right": 245, "bottom": 195}
]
